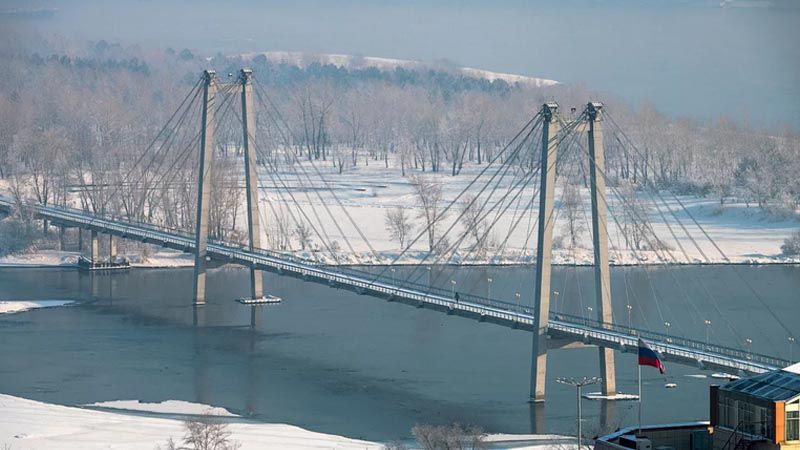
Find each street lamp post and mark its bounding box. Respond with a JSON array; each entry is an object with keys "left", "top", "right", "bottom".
[
  {"left": 587, "top": 306, "right": 593, "bottom": 323},
  {"left": 553, "top": 290, "right": 560, "bottom": 314},
  {"left": 790, "top": 336, "right": 796, "bottom": 363},
  {"left": 556, "top": 376, "right": 602, "bottom": 450},
  {"left": 487, "top": 277, "right": 493, "bottom": 300},
  {"left": 664, "top": 321, "right": 671, "bottom": 342},
  {"left": 451, "top": 279, "right": 457, "bottom": 299},
  {"left": 515, "top": 292, "right": 521, "bottom": 313},
  {"left": 626, "top": 304, "right": 633, "bottom": 330},
  {"left": 391, "top": 267, "right": 396, "bottom": 285},
  {"left": 704, "top": 320, "right": 712, "bottom": 345},
  {"left": 427, "top": 266, "right": 432, "bottom": 286},
  {"left": 746, "top": 338, "right": 753, "bottom": 360}
]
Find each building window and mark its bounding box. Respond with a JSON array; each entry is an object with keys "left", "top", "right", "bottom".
[
  {"left": 788, "top": 411, "right": 800, "bottom": 441},
  {"left": 739, "top": 401, "right": 755, "bottom": 434}
]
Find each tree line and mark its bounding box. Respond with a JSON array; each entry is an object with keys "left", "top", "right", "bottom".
[{"left": 0, "top": 39, "right": 797, "bottom": 249}]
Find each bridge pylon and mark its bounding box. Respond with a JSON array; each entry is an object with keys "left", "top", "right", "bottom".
[
  {"left": 192, "top": 69, "right": 266, "bottom": 307},
  {"left": 192, "top": 70, "right": 216, "bottom": 306},
  {"left": 240, "top": 69, "right": 265, "bottom": 301},
  {"left": 529, "top": 102, "right": 618, "bottom": 402},
  {"left": 587, "top": 102, "right": 617, "bottom": 397},
  {"left": 530, "top": 102, "right": 560, "bottom": 403}
]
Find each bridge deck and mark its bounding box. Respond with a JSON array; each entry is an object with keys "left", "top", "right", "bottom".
[{"left": 0, "top": 197, "right": 790, "bottom": 375}]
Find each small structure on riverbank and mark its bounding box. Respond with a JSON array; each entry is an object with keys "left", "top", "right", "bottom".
[{"left": 596, "top": 363, "right": 800, "bottom": 450}]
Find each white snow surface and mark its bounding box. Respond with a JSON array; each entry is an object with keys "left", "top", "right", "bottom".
[
  {"left": 583, "top": 392, "right": 639, "bottom": 401},
  {"left": 0, "top": 250, "right": 80, "bottom": 267},
  {"left": 246, "top": 161, "right": 799, "bottom": 266},
  {"left": 1, "top": 394, "right": 573, "bottom": 450},
  {"left": 242, "top": 50, "right": 560, "bottom": 87},
  {"left": 0, "top": 300, "right": 74, "bottom": 315},
  {"left": 2, "top": 160, "right": 798, "bottom": 267},
  {"left": 782, "top": 362, "right": 800, "bottom": 374},
  {"left": 130, "top": 250, "right": 194, "bottom": 268},
  {"left": 84, "top": 399, "right": 238, "bottom": 417},
  {"left": 0, "top": 394, "right": 381, "bottom": 450}
]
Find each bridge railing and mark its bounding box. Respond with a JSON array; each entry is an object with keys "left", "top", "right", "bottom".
[
  {"left": 321, "top": 263, "right": 536, "bottom": 315},
  {"left": 552, "top": 312, "right": 791, "bottom": 369}
]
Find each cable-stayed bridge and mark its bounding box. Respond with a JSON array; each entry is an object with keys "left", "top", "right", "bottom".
[{"left": 2, "top": 69, "right": 795, "bottom": 402}]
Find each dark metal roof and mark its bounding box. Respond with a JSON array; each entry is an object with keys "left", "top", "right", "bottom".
[{"left": 721, "top": 369, "right": 800, "bottom": 401}]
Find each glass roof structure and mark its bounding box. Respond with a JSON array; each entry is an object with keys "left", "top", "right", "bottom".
[{"left": 721, "top": 368, "right": 800, "bottom": 402}]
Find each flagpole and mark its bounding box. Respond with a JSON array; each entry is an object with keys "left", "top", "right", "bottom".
[{"left": 638, "top": 363, "right": 642, "bottom": 436}]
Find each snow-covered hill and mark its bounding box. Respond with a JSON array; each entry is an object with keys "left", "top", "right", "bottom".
[{"left": 240, "top": 51, "right": 559, "bottom": 88}]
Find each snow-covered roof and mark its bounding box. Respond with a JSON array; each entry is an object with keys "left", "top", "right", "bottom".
[{"left": 783, "top": 362, "right": 800, "bottom": 375}]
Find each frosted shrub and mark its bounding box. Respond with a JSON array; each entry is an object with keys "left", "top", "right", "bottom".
[
  {"left": 159, "top": 412, "right": 240, "bottom": 450},
  {"left": 411, "top": 423, "right": 486, "bottom": 450},
  {"left": 781, "top": 230, "right": 800, "bottom": 256}
]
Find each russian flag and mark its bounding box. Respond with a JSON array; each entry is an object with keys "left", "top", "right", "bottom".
[{"left": 638, "top": 339, "right": 665, "bottom": 374}]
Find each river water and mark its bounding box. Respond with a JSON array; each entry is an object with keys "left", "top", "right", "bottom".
[{"left": 0, "top": 264, "right": 797, "bottom": 442}]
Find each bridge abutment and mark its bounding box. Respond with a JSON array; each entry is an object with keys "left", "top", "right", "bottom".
[
  {"left": 90, "top": 230, "right": 100, "bottom": 263},
  {"left": 58, "top": 225, "right": 66, "bottom": 251},
  {"left": 109, "top": 234, "right": 117, "bottom": 261}
]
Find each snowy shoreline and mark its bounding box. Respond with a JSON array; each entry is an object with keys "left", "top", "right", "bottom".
[
  {"left": 0, "top": 248, "right": 798, "bottom": 270},
  {"left": 0, "top": 393, "right": 575, "bottom": 449},
  {"left": 0, "top": 300, "right": 75, "bottom": 315},
  {"left": 0, "top": 394, "right": 382, "bottom": 450}
]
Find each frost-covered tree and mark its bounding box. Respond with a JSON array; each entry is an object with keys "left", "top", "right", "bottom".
[
  {"left": 410, "top": 175, "right": 447, "bottom": 252},
  {"left": 384, "top": 207, "right": 413, "bottom": 249}
]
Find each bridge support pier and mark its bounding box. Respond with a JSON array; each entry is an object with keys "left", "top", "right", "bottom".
[
  {"left": 192, "top": 70, "right": 216, "bottom": 307},
  {"left": 109, "top": 234, "right": 117, "bottom": 261},
  {"left": 78, "top": 228, "right": 83, "bottom": 253},
  {"left": 530, "top": 103, "right": 560, "bottom": 403},
  {"left": 587, "top": 102, "right": 617, "bottom": 396},
  {"left": 90, "top": 230, "right": 100, "bottom": 264},
  {"left": 58, "top": 226, "right": 66, "bottom": 251},
  {"left": 240, "top": 69, "right": 264, "bottom": 300}
]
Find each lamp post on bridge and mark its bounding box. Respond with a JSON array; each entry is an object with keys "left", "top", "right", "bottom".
[
  {"left": 704, "top": 319, "right": 712, "bottom": 345},
  {"left": 427, "top": 266, "right": 432, "bottom": 287},
  {"left": 746, "top": 338, "right": 753, "bottom": 360},
  {"left": 487, "top": 277, "right": 493, "bottom": 300},
  {"left": 790, "top": 336, "right": 796, "bottom": 363},
  {"left": 556, "top": 376, "right": 602, "bottom": 450},
  {"left": 391, "top": 267, "right": 396, "bottom": 286},
  {"left": 664, "top": 322, "right": 671, "bottom": 342},
  {"left": 587, "top": 306, "right": 593, "bottom": 323},
  {"left": 626, "top": 304, "right": 633, "bottom": 331},
  {"left": 451, "top": 279, "right": 457, "bottom": 299},
  {"left": 553, "top": 290, "right": 560, "bottom": 314},
  {"left": 515, "top": 292, "right": 521, "bottom": 313}
]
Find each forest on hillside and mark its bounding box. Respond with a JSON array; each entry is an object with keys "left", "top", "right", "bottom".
[{"left": 0, "top": 38, "right": 798, "bottom": 253}]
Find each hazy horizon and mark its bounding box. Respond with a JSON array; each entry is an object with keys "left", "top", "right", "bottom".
[{"left": 3, "top": 0, "right": 799, "bottom": 127}]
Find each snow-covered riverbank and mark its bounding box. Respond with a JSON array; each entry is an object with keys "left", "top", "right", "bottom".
[
  {"left": 0, "top": 394, "right": 577, "bottom": 449},
  {"left": 2, "top": 163, "right": 797, "bottom": 268},
  {"left": 0, "top": 394, "right": 382, "bottom": 450}
]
